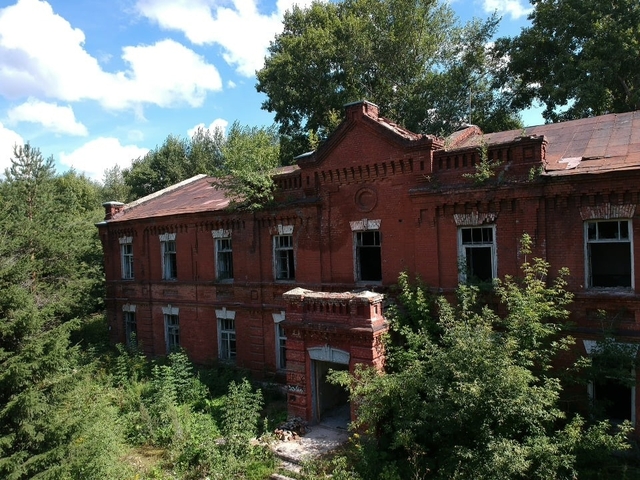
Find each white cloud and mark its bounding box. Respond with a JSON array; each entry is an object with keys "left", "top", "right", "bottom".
[
  {"left": 7, "top": 99, "right": 88, "bottom": 136},
  {"left": 0, "top": 122, "right": 24, "bottom": 173},
  {"left": 0, "top": 0, "right": 222, "bottom": 110},
  {"left": 481, "top": 0, "right": 532, "bottom": 20},
  {"left": 188, "top": 118, "right": 228, "bottom": 138},
  {"left": 59, "top": 137, "right": 149, "bottom": 180},
  {"left": 136, "top": 0, "right": 316, "bottom": 76}
]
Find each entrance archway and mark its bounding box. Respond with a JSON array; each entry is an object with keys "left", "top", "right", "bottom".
[{"left": 309, "top": 346, "right": 350, "bottom": 426}]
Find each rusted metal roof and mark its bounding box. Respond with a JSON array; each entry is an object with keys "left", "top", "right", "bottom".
[
  {"left": 109, "top": 175, "right": 229, "bottom": 223},
  {"left": 448, "top": 111, "right": 640, "bottom": 176}
]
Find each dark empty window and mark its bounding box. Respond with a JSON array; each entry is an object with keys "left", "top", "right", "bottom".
[
  {"left": 124, "top": 310, "right": 136, "bottom": 346},
  {"left": 586, "top": 220, "right": 632, "bottom": 288},
  {"left": 216, "top": 237, "right": 233, "bottom": 281},
  {"left": 164, "top": 313, "right": 179, "bottom": 353},
  {"left": 355, "top": 231, "right": 382, "bottom": 282},
  {"left": 274, "top": 235, "right": 295, "bottom": 280},
  {"left": 459, "top": 226, "right": 495, "bottom": 283}
]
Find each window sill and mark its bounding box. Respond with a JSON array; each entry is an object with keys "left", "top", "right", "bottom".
[
  {"left": 582, "top": 287, "right": 636, "bottom": 297},
  {"left": 215, "top": 278, "right": 234, "bottom": 284},
  {"left": 355, "top": 280, "right": 382, "bottom": 287}
]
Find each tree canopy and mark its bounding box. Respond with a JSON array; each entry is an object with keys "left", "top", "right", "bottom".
[
  {"left": 256, "top": 0, "right": 522, "bottom": 161},
  {"left": 330, "top": 237, "right": 632, "bottom": 479},
  {"left": 123, "top": 126, "right": 225, "bottom": 200},
  {"left": 495, "top": 0, "right": 640, "bottom": 122}
]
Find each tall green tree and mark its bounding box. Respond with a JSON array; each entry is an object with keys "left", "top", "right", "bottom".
[
  {"left": 257, "top": 0, "right": 521, "bottom": 161},
  {"left": 495, "top": 0, "right": 640, "bottom": 122},
  {"left": 210, "top": 122, "right": 280, "bottom": 211},
  {"left": 124, "top": 127, "right": 226, "bottom": 200},
  {"left": 332, "top": 237, "right": 631, "bottom": 479},
  {"left": 0, "top": 144, "right": 114, "bottom": 478}
]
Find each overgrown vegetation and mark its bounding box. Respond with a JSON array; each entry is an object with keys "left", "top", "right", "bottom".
[
  {"left": 0, "top": 144, "right": 282, "bottom": 479},
  {"left": 323, "top": 235, "right": 636, "bottom": 479}
]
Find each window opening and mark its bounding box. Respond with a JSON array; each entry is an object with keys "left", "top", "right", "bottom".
[
  {"left": 164, "top": 314, "right": 179, "bottom": 353},
  {"left": 274, "top": 234, "right": 295, "bottom": 280},
  {"left": 219, "top": 318, "right": 236, "bottom": 360},
  {"left": 355, "top": 231, "right": 382, "bottom": 281},
  {"left": 459, "top": 226, "right": 496, "bottom": 283},
  {"left": 216, "top": 237, "right": 233, "bottom": 281},
  {"left": 162, "top": 239, "right": 177, "bottom": 280},
  {"left": 121, "top": 242, "right": 133, "bottom": 279},
  {"left": 586, "top": 220, "right": 632, "bottom": 288}
]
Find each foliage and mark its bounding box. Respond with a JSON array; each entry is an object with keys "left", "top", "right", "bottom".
[
  {"left": 331, "top": 236, "right": 632, "bottom": 479},
  {"left": 210, "top": 122, "right": 280, "bottom": 211},
  {"left": 257, "top": 0, "right": 521, "bottom": 161},
  {"left": 495, "top": 0, "right": 640, "bottom": 122},
  {"left": 124, "top": 127, "right": 225, "bottom": 200},
  {"left": 462, "top": 141, "right": 501, "bottom": 185}
]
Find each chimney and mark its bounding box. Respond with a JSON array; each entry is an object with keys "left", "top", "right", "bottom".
[
  {"left": 344, "top": 100, "right": 379, "bottom": 121},
  {"left": 102, "top": 201, "right": 124, "bottom": 220}
]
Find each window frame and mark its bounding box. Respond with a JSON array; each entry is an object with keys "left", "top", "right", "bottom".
[
  {"left": 215, "top": 237, "right": 234, "bottom": 281},
  {"left": 218, "top": 317, "right": 236, "bottom": 361},
  {"left": 123, "top": 304, "right": 137, "bottom": 346},
  {"left": 120, "top": 237, "right": 134, "bottom": 280},
  {"left": 354, "top": 230, "right": 382, "bottom": 283},
  {"left": 584, "top": 219, "right": 634, "bottom": 290},
  {"left": 160, "top": 233, "right": 177, "bottom": 280},
  {"left": 273, "top": 311, "right": 287, "bottom": 371},
  {"left": 273, "top": 234, "right": 295, "bottom": 281},
  {"left": 457, "top": 225, "right": 497, "bottom": 283},
  {"left": 164, "top": 312, "right": 180, "bottom": 353}
]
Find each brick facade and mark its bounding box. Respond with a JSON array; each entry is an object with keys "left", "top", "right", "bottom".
[{"left": 98, "top": 101, "right": 640, "bottom": 426}]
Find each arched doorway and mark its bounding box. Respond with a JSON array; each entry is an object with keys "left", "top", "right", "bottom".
[{"left": 309, "top": 346, "right": 351, "bottom": 427}]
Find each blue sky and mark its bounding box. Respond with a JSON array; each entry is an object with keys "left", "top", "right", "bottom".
[{"left": 0, "top": 0, "right": 537, "bottom": 181}]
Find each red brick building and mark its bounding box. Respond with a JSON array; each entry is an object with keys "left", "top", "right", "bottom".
[{"left": 98, "top": 101, "right": 640, "bottom": 426}]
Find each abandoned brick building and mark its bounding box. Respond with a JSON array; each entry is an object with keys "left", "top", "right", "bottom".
[{"left": 98, "top": 101, "right": 640, "bottom": 427}]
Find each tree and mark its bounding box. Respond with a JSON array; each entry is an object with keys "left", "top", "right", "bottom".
[
  {"left": 495, "top": 0, "right": 640, "bottom": 122},
  {"left": 257, "top": 0, "right": 521, "bottom": 162},
  {"left": 124, "top": 127, "right": 225, "bottom": 200},
  {"left": 332, "top": 237, "right": 631, "bottom": 479},
  {"left": 210, "top": 122, "right": 280, "bottom": 211}
]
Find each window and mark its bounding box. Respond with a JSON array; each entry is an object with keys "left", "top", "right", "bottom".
[
  {"left": 215, "top": 237, "right": 233, "bottom": 281},
  {"left": 274, "top": 234, "right": 295, "bottom": 280},
  {"left": 458, "top": 226, "right": 496, "bottom": 283},
  {"left": 160, "top": 233, "right": 177, "bottom": 280},
  {"left": 164, "top": 313, "right": 179, "bottom": 353},
  {"left": 585, "top": 220, "right": 633, "bottom": 288},
  {"left": 120, "top": 237, "right": 133, "bottom": 279},
  {"left": 123, "top": 305, "right": 137, "bottom": 346},
  {"left": 219, "top": 318, "right": 236, "bottom": 361},
  {"left": 355, "top": 231, "right": 382, "bottom": 282},
  {"left": 585, "top": 340, "right": 637, "bottom": 424},
  {"left": 276, "top": 323, "right": 287, "bottom": 370}
]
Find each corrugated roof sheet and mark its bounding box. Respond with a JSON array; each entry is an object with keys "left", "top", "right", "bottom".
[{"left": 448, "top": 111, "right": 640, "bottom": 176}]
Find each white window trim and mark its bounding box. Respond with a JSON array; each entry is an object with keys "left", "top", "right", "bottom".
[
  {"left": 583, "top": 219, "right": 634, "bottom": 290},
  {"left": 457, "top": 224, "right": 497, "bottom": 283},
  {"left": 583, "top": 340, "right": 637, "bottom": 425},
  {"left": 216, "top": 308, "right": 236, "bottom": 361},
  {"left": 350, "top": 218, "right": 382, "bottom": 283},
  {"left": 273, "top": 311, "right": 286, "bottom": 371}
]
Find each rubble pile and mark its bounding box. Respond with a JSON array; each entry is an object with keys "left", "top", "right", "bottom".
[{"left": 274, "top": 417, "right": 309, "bottom": 441}]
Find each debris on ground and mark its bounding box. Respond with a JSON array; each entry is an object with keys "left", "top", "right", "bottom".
[{"left": 274, "top": 417, "right": 309, "bottom": 441}]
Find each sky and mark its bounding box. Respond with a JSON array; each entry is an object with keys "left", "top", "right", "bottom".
[{"left": 0, "top": 0, "right": 537, "bottom": 181}]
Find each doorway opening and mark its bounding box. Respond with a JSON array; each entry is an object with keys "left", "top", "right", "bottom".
[{"left": 313, "top": 361, "right": 350, "bottom": 428}]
